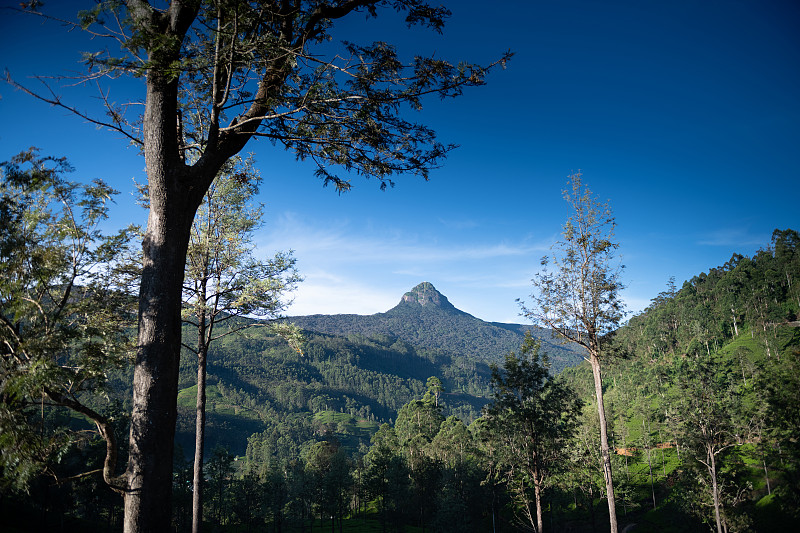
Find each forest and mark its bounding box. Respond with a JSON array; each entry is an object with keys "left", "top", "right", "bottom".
[
  {"left": 0, "top": 2, "right": 797, "bottom": 532},
  {"left": 1, "top": 146, "right": 798, "bottom": 532}
]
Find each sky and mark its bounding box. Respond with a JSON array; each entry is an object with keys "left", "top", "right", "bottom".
[{"left": 1, "top": 1, "right": 798, "bottom": 324}]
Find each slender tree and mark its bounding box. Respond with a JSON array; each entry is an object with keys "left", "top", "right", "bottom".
[
  {"left": 521, "top": 173, "right": 626, "bottom": 532},
  {"left": 670, "top": 353, "right": 755, "bottom": 533},
  {"left": 484, "top": 334, "right": 582, "bottom": 533},
  {"left": 8, "top": 3, "right": 509, "bottom": 530},
  {"left": 176, "top": 156, "right": 300, "bottom": 533}
]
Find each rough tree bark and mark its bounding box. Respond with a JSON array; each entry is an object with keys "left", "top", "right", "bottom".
[{"left": 11, "top": 2, "right": 507, "bottom": 530}]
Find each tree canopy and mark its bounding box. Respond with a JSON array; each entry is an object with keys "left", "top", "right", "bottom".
[
  {"left": 521, "top": 172, "right": 626, "bottom": 533},
  {"left": 9, "top": 3, "right": 509, "bottom": 530},
  {"left": 0, "top": 149, "right": 136, "bottom": 493}
]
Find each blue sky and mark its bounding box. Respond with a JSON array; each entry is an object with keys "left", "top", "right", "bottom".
[{"left": 1, "top": 1, "right": 798, "bottom": 324}]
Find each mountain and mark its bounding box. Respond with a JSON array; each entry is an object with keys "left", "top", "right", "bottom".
[
  {"left": 289, "top": 282, "right": 584, "bottom": 373},
  {"left": 118, "top": 281, "right": 583, "bottom": 459},
  {"left": 162, "top": 283, "right": 584, "bottom": 456},
  {"left": 396, "top": 281, "right": 463, "bottom": 313}
]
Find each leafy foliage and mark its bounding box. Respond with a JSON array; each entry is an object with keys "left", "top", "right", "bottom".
[
  {"left": 0, "top": 149, "right": 136, "bottom": 492},
  {"left": 181, "top": 156, "right": 300, "bottom": 334},
  {"left": 483, "top": 334, "right": 582, "bottom": 531},
  {"left": 521, "top": 173, "right": 625, "bottom": 351},
  {"left": 16, "top": 1, "right": 510, "bottom": 192}
]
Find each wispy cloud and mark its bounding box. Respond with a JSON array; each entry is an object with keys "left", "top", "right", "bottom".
[
  {"left": 285, "top": 270, "right": 400, "bottom": 316},
  {"left": 257, "top": 211, "right": 550, "bottom": 319},
  {"left": 258, "top": 212, "right": 548, "bottom": 267},
  {"left": 696, "top": 228, "right": 768, "bottom": 248}
]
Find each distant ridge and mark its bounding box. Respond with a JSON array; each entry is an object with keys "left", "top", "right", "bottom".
[{"left": 289, "top": 282, "right": 583, "bottom": 373}]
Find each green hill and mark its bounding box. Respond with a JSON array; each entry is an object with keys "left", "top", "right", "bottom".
[
  {"left": 289, "top": 281, "right": 584, "bottom": 374},
  {"left": 555, "top": 228, "right": 800, "bottom": 531},
  {"left": 170, "top": 282, "right": 583, "bottom": 458}
]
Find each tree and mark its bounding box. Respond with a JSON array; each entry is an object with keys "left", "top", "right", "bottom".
[
  {"left": 230, "top": 472, "right": 266, "bottom": 531},
  {"left": 669, "top": 353, "right": 755, "bottom": 533},
  {"left": 0, "top": 149, "right": 135, "bottom": 493},
  {"left": 426, "top": 376, "right": 444, "bottom": 408},
  {"left": 206, "top": 445, "right": 235, "bottom": 528},
  {"left": 484, "top": 334, "right": 582, "bottom": 533},
  {"left": 304, "top": 438, "right": 352, "bottom": 533},
  {"left": 762, "top": 336, "right": 800, "bottom": 519},
  {"left": 173, "top": 155, "right": 300, "bottom": 533},
  {"left": 395, "top": 392, "right": 445, "bottom": 453},
  {"left": 364, "top": 423, "right": 409, "bottom": 533},
  {"left": 394, "top": 392, "right": 444, "bottom": 531},
  {"left": 429, "top": 416, "right": 486, "bottom": 533},
  {"left": 8, "top": 3, "right": 509, "bottom": 531},
  {"left": 521, "top": 173, "right": 626, "bottom": 532}
]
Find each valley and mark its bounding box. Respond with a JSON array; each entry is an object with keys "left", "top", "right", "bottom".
[{"left": 172, "top": 282, "right": 584, "bottom": 456}]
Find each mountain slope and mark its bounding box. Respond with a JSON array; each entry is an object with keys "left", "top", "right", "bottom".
[
  {"left": 171, "top": 325, "right": 493, "bottom": 456},
  {"left": 289, "top": 282, "right": 584, "bottom": 373}
]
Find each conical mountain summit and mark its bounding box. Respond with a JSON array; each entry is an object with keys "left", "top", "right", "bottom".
[
  {"left": 288, "top": 282, "right": 584, "bottom": 371},
  {"left": 392, "top": 282, "right": 461, "bottom": 314}
]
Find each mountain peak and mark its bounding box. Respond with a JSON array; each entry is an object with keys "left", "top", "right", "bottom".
[{"left": 398, "top": 282, "right": 458, "bottom": 313}]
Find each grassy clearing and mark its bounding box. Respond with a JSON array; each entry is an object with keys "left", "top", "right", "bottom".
[
  {"left": 313, "top": 410, "right": 381, "bottom": 449},
  {"left": 177, "top": 384, "right": 261, "bottom": 420}
]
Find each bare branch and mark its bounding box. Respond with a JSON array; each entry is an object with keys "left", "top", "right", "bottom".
[{"left": 5, "top": 73, "right": 142, "bottom": 145}]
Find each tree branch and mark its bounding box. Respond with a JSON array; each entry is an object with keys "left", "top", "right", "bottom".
[
  {"left": 5, "top": 72, "right": 143, "bottom": 145},
  {"left": 43, "top": 387, "right": 128, "bottom": 493}
]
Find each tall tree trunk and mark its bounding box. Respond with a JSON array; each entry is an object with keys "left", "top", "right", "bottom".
[
  {"left": 589, "top": 354, "right": 618, "bottom": 533},
  {"left": 709, "top": 448, "right": 723, "bottom": 533},
  {"left": 533, "top": 467, "right": 544, "bottom": 533},
  {"left": 193, "top": 328, "right": 209, "bottom": 533},
  {"left": 125, "top": 199, "right": 195, "bottom": 532},
  {"left": 124, "top": 27, "right": 212, "bottom": 530}
]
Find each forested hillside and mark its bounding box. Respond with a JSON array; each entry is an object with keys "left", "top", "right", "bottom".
[
  {"left": 556, "top": 228, "right": 800, "bottom": 531},
  {"left": 165, "top": 282, "right": 583, "bottom": 458},
  {"left": 173, "top": 230, "right": 798, "bottom": 533},
  {"left": 614, "top": 228, "right": 799, "bottom": 358},
  {"left": 291, "top": 281, "right": 584, "bottom": 373},
  {"left": 3, "top": 231, "right": 798, "bottom": 533},
  {"left": 175, "top": 229, "right": 800, "bottom": 532},
  {"left": 170, "top": 325, "right": 494, "bottom": 458}
]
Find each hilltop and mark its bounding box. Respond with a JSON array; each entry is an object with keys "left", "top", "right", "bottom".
[
  {"left": 163, "top": 282, "right": 583, "bottom": 456},
  {"left": 290, "top": 281, "right": 584, "bottom": 373}
]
